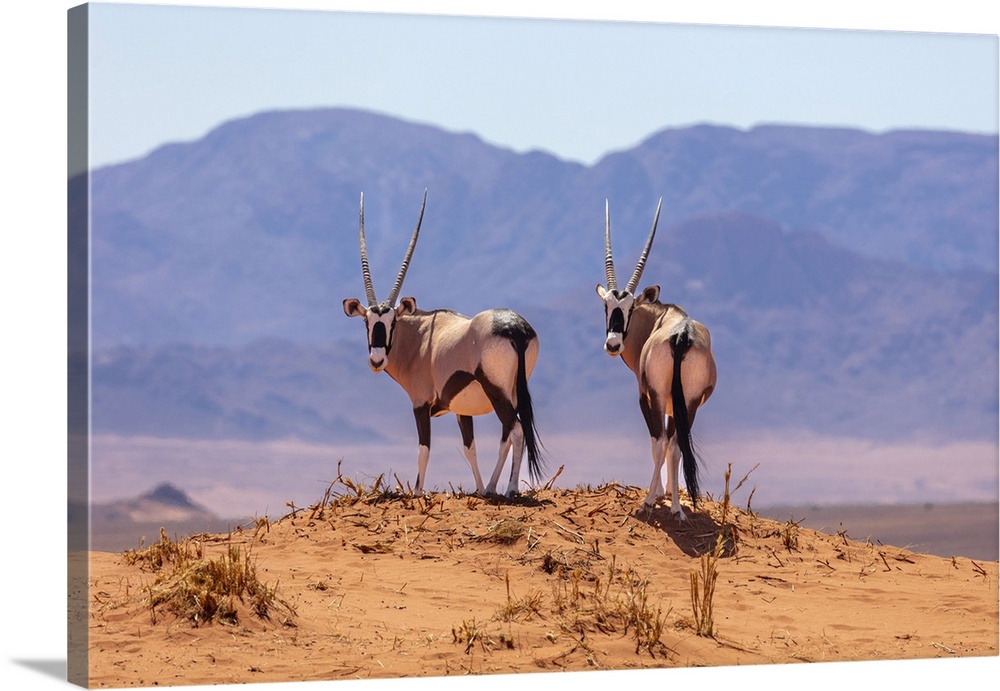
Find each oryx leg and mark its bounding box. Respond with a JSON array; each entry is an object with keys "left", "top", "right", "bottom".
[
  {"left": 505, "top": 420, "right": 526, "bottom": 497},
  {"left": 485, "top": 431, "right": 513, "bottom": 496},
  {"left": 664, "top": 417, "right": 677, "bottom": 500},
  {"left": 664, "top": 428, "right": 685, "bottom": 520},
  {"left": 457, "top": 415, "right": 486, "bottom": 495},
  {"left": 413, "top": 405, "right": 432, "bottom": 495},
  {"left": 480, "top": 381, "right": 520, "bottom": 497},
  {"left": 644, "top": 436, "right": 667, "bottom": 507},
  {"left": 639, "top": 392, "right": 667, "bottom": 507}
]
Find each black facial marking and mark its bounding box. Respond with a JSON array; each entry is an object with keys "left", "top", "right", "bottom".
[
  {"left": 370, "top": 321, "right": 388, "bottom": 349},
  {"left": 609, "top": 307, "right": 625, "bottom": 334}
]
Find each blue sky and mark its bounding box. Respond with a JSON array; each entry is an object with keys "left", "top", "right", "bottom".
[{"left": 85, "top": 1, "right": 998, "bottom": 172}]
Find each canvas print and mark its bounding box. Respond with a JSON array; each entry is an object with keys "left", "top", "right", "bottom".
[{"left": 67, "top": 2, "right": 999, "bottom": 688}]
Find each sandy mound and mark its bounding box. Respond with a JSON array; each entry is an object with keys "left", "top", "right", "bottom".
[{"left": 85, "top": 472, "right": 998, "bottom": 687}]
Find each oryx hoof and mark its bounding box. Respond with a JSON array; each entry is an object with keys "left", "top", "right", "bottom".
[{"left": 642, "top": 493, "right": 663, "bottom": 508}]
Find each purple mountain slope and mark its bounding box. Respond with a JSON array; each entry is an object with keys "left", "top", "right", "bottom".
[{"left": 75, "top": 108, "right": 998, "bottom": 447}]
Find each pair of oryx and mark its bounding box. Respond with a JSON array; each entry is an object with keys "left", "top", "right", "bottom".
[{"left": 343, "top": 192, "right": 716, "bottom": 519}]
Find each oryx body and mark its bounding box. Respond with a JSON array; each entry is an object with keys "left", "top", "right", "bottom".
[
  {"left": 597, "top": 200, "right": 716, "bottom": 518},
  {"left": 343, "top": 193, "right": 542, "bottom": 497}
]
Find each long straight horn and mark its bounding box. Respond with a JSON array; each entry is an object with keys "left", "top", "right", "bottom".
[
  {"left": 386, "top": 189, "right": 427, "bottom": 306},
  {"left": 625, "top": 197, "right": 662, "bottom": 294},
  {"left": 604, "top": 199, "right": 618, "bottom": 290},
  {"left": 358, "top": 192, "right": 378, "bottom": 307}
]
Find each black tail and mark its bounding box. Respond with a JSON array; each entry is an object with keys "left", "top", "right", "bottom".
[
  {"left": 670, "top": 328, "right": 700, "bottom": 507},
  {"left": 514, "top": 339, "right": 544, "bottom": 484}
]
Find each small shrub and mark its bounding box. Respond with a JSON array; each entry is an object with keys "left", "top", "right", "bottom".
[
  {"left": 123, "top": 527, "right": 201, "bottom": 571},
  {"left": 546, "top": 557, "right": 669, "bottom": 655},
  {"left": 482, "top": 517, "right": 527, "bottom": 545},
  {"left": 127, "top": 530, "right": 293, "bottom": 627}
]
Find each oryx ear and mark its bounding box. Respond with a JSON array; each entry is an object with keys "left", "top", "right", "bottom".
[
  {"left": 397, "top": 296, "right": 417, "bottom": 315},
  {"left": 637, "top": 285, "right": 660, "bottom": 304},
  {"left": 596, "top": 284, "right": 609, "bottom": 299},
  {"left": 343, "top": 298, "right": 367, "bottom": 318}
]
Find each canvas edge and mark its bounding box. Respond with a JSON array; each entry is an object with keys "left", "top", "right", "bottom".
[{"left": 67, "top": 3, "right": 91, "bottom": 688}]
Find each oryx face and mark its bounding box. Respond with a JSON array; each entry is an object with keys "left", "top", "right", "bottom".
[
  {"left": 599, "top": 198, "right": 663, "bottom": 357},
  {"left": 596, "top": 286, "right": 635, "bottom": 356},
  {"left": 595, "top": 284, "right": 659, "bottom": 356},
  {"left": 343, "top": 297, "right": 416, "bottom": 372}
]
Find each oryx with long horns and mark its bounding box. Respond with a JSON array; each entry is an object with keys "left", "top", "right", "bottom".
[
  {"left": 343, "top": 192, "right": 543, "bottom": 497},
  {"left": 596, "top": 199, "right": 717, "bottom": 518}
]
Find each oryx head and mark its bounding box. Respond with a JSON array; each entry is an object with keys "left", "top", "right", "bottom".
[
  {"left": 343, "top": 191, "right": 426, "bottom": 373},
  {"left": 595, "top": 198, "right": 662, "bottom": 357}
]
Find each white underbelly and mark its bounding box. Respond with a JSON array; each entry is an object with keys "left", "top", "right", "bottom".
[{"left": 445, "top": 382, "right": 493, "bottom": 417}]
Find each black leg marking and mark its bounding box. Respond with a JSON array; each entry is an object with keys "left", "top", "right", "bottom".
[
  {"left": 639, "top": 384, "right": 664, "bottom": 440},
  {"left": 457, "top": 415, "right": 475, "bottom": 449},
  {"left": 475, "top": 367, "right": 518, "bottom": 438},
  {"left": 413, "top": 404, "right": 431, "bottom": 448}
]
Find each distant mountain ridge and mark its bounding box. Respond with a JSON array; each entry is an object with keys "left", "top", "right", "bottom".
[
  {"left": 90, "top": 482, "right": 217, "bottom": 525},
  {"left": 79, "top": 108, "right": 998, "bottom": 448},
  {"left": 624, "top": 124, "right": 997, "bottom": 271},
  {"left": 77, "top": 483, "right": 246, "bottom": 552}
]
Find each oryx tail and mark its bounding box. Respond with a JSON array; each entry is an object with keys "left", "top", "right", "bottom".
[
  {"left": 669, "top": 325, "right": 700, "bottom": 507},
  {"left": 514, "top": 334, "right": 543, "bottom": 483}
]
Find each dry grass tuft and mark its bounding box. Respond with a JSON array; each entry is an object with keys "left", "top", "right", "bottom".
[
  {"left": 123, "top": 527, "right": 200, "bottom": 571},
  {"left": 690, "top": 545, "right": 720, "bottom": 637},
  {"left": 497, "top": 573, "right": 544, "bottom": 622},
  {"left": 482, "top": 517, "right": 528, "bottom": 545},
  {"left": 782, "top": 519, "right": 801, "bottom": 551},
  {"left": 548, "top": 556, "right": 669, "bottom": 656},
  {"left": 125, "top": 529, "right": 294, "bottom": 627},
  {"left": 688, "top": 463, "right": 752, "bottom": 638}
]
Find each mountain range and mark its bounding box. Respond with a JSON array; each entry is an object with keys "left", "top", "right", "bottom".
[
  {"left": 74, "top": 108, "right": 997, "bottom": 447},
  {"left": 67, "top": 108, "right": 1000, "bottom": 518},
  {"left": 78, "top": 110, "right": 997, "bottom": 347}
]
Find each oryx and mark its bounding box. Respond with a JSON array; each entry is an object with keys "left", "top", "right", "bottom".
[
  {"left": 343, "top": 192, "right": 543, "bottom": 497},
  {"left": 596, "top": 199, "right": 717, "bottom": 519}
]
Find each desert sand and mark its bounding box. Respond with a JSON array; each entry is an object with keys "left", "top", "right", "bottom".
[{"left": 83, "top": 475, "right": 999, "bottom": 688}]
